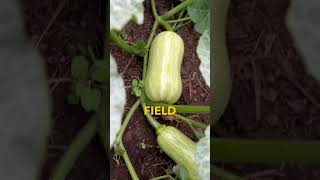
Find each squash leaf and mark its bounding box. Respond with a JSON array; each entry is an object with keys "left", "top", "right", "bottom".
[
  {"left": 110, "top": 55, "right": 126, "bottom": 148},
  {"left": 187, "top": 0, "right": 209, "bottom": 34},
  {"left": 195, "top": 126, "right": 210, "bottom": 180},
  {"left": 90, "top": 60, "right": 108, "bottom": 83},
  {"left": 110, "top": 0, "right": 145, "bottom": 31},
  {"left": 71, "top": 56, "right": 90, "bottom": 80},
  {"left": 197, "top": 30, "right": 210, "bottom": 87},
  {"left": 287, "top": 0, "right": 320, "bottom": 80}
]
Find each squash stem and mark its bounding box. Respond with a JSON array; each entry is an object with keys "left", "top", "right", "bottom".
[
  {"left": 143, "top": 21, "right": 159, "bottom": 80},
  {"left": 120, "top": 141, "right": 140, "bottom": 180},
  {"left": 167, "top": 17, "right": 190, "bottom": 23},
  {"left": 161, "top": 0, "right": 193, "bottom": 20},
  {"left": 110, "top": 31, "right": 144, "bottom": 57},
  {"left": 51, "top": 114, "right": 98, "bottom": 180},
  {"left": 151, "top": 0, "right": 172, "bottom": 31},
  {"left": 141, "top": 101, "right": 161, "bottom": 130},
  {"left": 175, "top": 114, "right": 208, "bottom": 129},
  {"left": 115, "top": 98, "right": 141, "bottom": 145}
]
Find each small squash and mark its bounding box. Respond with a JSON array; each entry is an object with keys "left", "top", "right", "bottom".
[
  {"left": 145, "top": 31, "right": 184, "bottom": 104},
  {"left": 157, "top": 126, "right": 200, "bottom": 180}
]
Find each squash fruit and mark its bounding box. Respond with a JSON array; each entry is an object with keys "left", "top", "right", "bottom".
[
  {"left": 145, "top": 31, "right": 184, "bottom": 104},
  {"left": 157, "top": 126, "right": 200, "bottom": 180}
]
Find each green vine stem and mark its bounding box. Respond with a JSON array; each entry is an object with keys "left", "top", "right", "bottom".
[
  {"left": 151, "top": 0, "right": 172, "bottom": 31},
  {"left": 187, "top": 122, "right": 204, "bottom": 140},
  {"left": 120, "top": 141, "right": 140, "bottom": 180},
  {"left": 172, "top": 8, "right": 186, "bottom": 29},
  {"left": 143, "top": 21, "right": 159, "bottom": 80},
  {"left": 51, "top": 114, "right": 98, "bottom": 180},
  {"left": 212, "top": 165, "right": 244, "bottom": 180},
  {"left": 213, "top": 138, "right": 320, "bottom": 163},
  {"left": 141, "top": 97, "right": 161, "bottom": 130},
  {"left": 175, "top": 114, "right": 207, "bottom": 129},
  {"left": 173, "top": 20, "right": 192, "bottom": 31},
  {"left": 161, "top": 0, "right": 193, "bottom": 20},
  {"left": 110, "top": 31, "right": 144, "bottom": 57},
  {"left": 167, "top": 17, "right": 191, "bottom": 23},
  {"left": 115, "top": 99, "right": 141, "bottom": 144},
  {"left": 113, "top": 99, "right": 141, "bottom": 179}
]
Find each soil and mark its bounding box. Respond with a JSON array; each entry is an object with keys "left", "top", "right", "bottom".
[
  {"left": 110, "top": 0, "right": 210, "bottom": 179},
  {"left": 214, "top": 0, "right": 320, "bottom": 179},
  {"left": 21, "top": 0, "right": 106, "bottom": 179}
]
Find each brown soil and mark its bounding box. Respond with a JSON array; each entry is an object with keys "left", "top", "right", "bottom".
[
  {"left": 214, "top": 0, "right": 320, "bottom": 179},
  {"left": 110, "top": 0, "right": 210, "bottom": 179},
  {"left": 21, "top": 0, "right": 106, "bottom": 179}
]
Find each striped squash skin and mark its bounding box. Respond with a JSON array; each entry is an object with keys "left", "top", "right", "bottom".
[
  {"left": 157, "top": 126, "right": 200, "bottom": 180},
  {"left": 145, "top": 31, "right": 184, "bottom": 104}
]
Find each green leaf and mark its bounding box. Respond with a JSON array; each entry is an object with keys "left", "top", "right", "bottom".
[
  {"left": 287, "top": 0, "right": 320, "bottom": 80},
  {"left": 133, "top": 87, "right": 141, "bottom": 97},
  {"left": 195, "top": 126, "right": 210, "bottom": 180},
  {"left": 90, "top": 60, "right": 108, "bottom": 83},
  {"left": 110, "top": 0, "right": 145, "bottom": 30},
  {"left": 75, "top": 82, "right": 88, "bottom": 97},
  {"left": 197, "top": 30, "right": 210, "bottom": 86},
  {"left": 110, "top": 55, "right": 126, "bottom": 148},
  {"left": 75, "top": 82, "right": 101, "bottom": 111},
  {"left": 187, "top": 0, "right": 209, "bottom": 33},
  {"left": 71, "top": 56, "right": 90, "bottom": 80},
  {"left": 132, "top": 40, "right": 146, "bottom": 57},
  {"left": 132, "top": 79, "right": 138, "bottom": 87},
  {"left": 80, "top": 87, "right": 101, "bottom": 112},
  {"left": 67, "top": 93, "right": 79, "bottom": 105}
]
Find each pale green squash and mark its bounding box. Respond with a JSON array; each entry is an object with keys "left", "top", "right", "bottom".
[
  {"left": 145, "top": 31, "right": 184, "bottom": 104},
  {"left": 157, "top": 126, "right": 200, "bottom": 180}
]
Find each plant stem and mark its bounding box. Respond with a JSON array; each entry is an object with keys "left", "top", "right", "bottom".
[
  {"left": 212, "top": 166, "right": 244, "bottom": 180},
  {"left": 51, "top": 115, "right": 97, "bottom": 180},
  {"left": 173, "top": 20, "right": 192, "bottom": 31},
  {"left": 115, "top": 99, "right": 141, "bottom": 144},
  {"left": 141, "top": 102, "right": 161, "bottom": 130},
  {"left": 175, "top": 114, "right": 207, "bottom": 129},
  {"left": 150, "top": 175, "right": 175, "bottom": 180},
  {"left": 110, "top": 31, "right": 144, "bottom": 57},
  {"left": 162, "top": 0, "right": 193, "bottom": 20},
  {"left": 213, "top": 138, "right": 320, "bottom": 163},
  {"left": 187, "top": 122, "right": 203, "bottom": 140},
  {"left": 120, "top": 141, "right": 140, "bottom": 180},
  {"left": 110, "top": 31, "right": 133, "bottom": 53},
  {"left": 172, "top": 8, "right": 186, "bottom": 29},
  {"left": 167, "top": 17, "right": 191, "bottom": 23},
  {"left": 146, "top": 100, "right": 210, "bottom": 113},
  {"left": 146, "top": 21, "right": 159, "bottom": 49},
  {"left": 143, "top": 21, "right": 159, "bottom": 80},
  {"left": 151, "top": 0, "right": 172, "bottom": 31}
]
